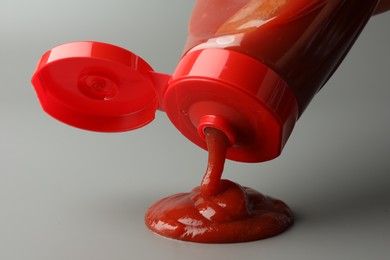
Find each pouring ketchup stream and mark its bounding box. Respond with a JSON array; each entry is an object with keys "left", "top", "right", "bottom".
[{"left": 145, "top": 127, "right": 293, "bottom": 243}]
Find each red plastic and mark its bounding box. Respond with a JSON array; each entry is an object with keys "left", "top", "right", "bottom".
[
  {"left": 164, "top": 48, "right": 298, "bottom": 162},
  {"left": 32, "top": 41, "right": 169, "bottom": 132},
  {"left": 31, "top": 0, "right": 379, "bottom": 162},
  {"left": 31, "top": 41, "right": 298, "bottom": 162}
]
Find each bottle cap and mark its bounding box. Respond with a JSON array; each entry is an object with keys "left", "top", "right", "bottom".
[
  {"left": 32, "top": 42, "right": 299, "bottom": 163},
  {"left": 31, "top": 41, "right": 167, "bottom": 132},
  {"left": 164, "top": 48, "right": 299, "bottom": 162}
]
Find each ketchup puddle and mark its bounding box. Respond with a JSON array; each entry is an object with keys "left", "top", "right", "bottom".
[{"left": 145, "top": 127, "right": 293, "bottom": 243}]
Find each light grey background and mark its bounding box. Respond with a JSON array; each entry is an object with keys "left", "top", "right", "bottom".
[{"left": 1, "top": 1, "right": 389, "bottom": 259}]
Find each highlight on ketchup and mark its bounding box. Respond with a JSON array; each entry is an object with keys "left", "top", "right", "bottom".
[{"left": 31, "top": 0, "right": 380, "bottom": 243}]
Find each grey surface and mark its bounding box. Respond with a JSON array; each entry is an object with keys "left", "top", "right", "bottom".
[{"left": 1, "top": 1, "right": 390, "bottom": 259}]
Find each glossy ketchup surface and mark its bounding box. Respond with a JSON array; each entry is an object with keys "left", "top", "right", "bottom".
[{"left": 145, "top": 128, "right": 293, "bottom": 243}]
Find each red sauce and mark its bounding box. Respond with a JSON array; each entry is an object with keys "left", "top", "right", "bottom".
[{"left": 145, "top": 128, "right": 293, "bottom": 243}]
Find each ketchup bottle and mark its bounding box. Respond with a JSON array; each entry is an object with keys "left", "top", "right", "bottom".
[
  {"left": 32, "top": 0, "right": 380, "bottom": 163},
  {"left": 163, "top": 0, "right": 380, "bottom": 163},
  {"left": 31, "top": 0, "right": 381, "bottom": 242}
]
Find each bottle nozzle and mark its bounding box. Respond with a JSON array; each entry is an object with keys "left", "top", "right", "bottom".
[{"left": 197, "top": 115, "right": 236, "bottom": 146}]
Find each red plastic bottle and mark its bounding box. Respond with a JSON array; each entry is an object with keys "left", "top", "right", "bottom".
[
  {"left": 164, "top": 0, "right": 380, "bottom": 163},
  {"left": 31, "top": 0, "right": 380, "bottom": 243},
  {"left": 32, "top": 0, "right": 380, "bottom": 163}
]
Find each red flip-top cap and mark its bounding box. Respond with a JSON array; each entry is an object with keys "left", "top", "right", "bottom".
[
  {"left": 32, "top": 41, "right": 167, "bottom": 132},
  {"left": 164, "top": 48, "right": 299, "bottom": 162}
]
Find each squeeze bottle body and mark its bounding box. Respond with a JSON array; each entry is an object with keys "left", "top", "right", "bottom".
[{"left": 163, "top": 0, "right": 379, "bottom": 162}]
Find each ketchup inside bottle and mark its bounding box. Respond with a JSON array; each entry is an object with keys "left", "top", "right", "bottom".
[
  {"left": 145, "top": 127, "right": 293, "bottom": 243},
  {"left": 185, "top": 0, "right": 379, "bottom": 113}
]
